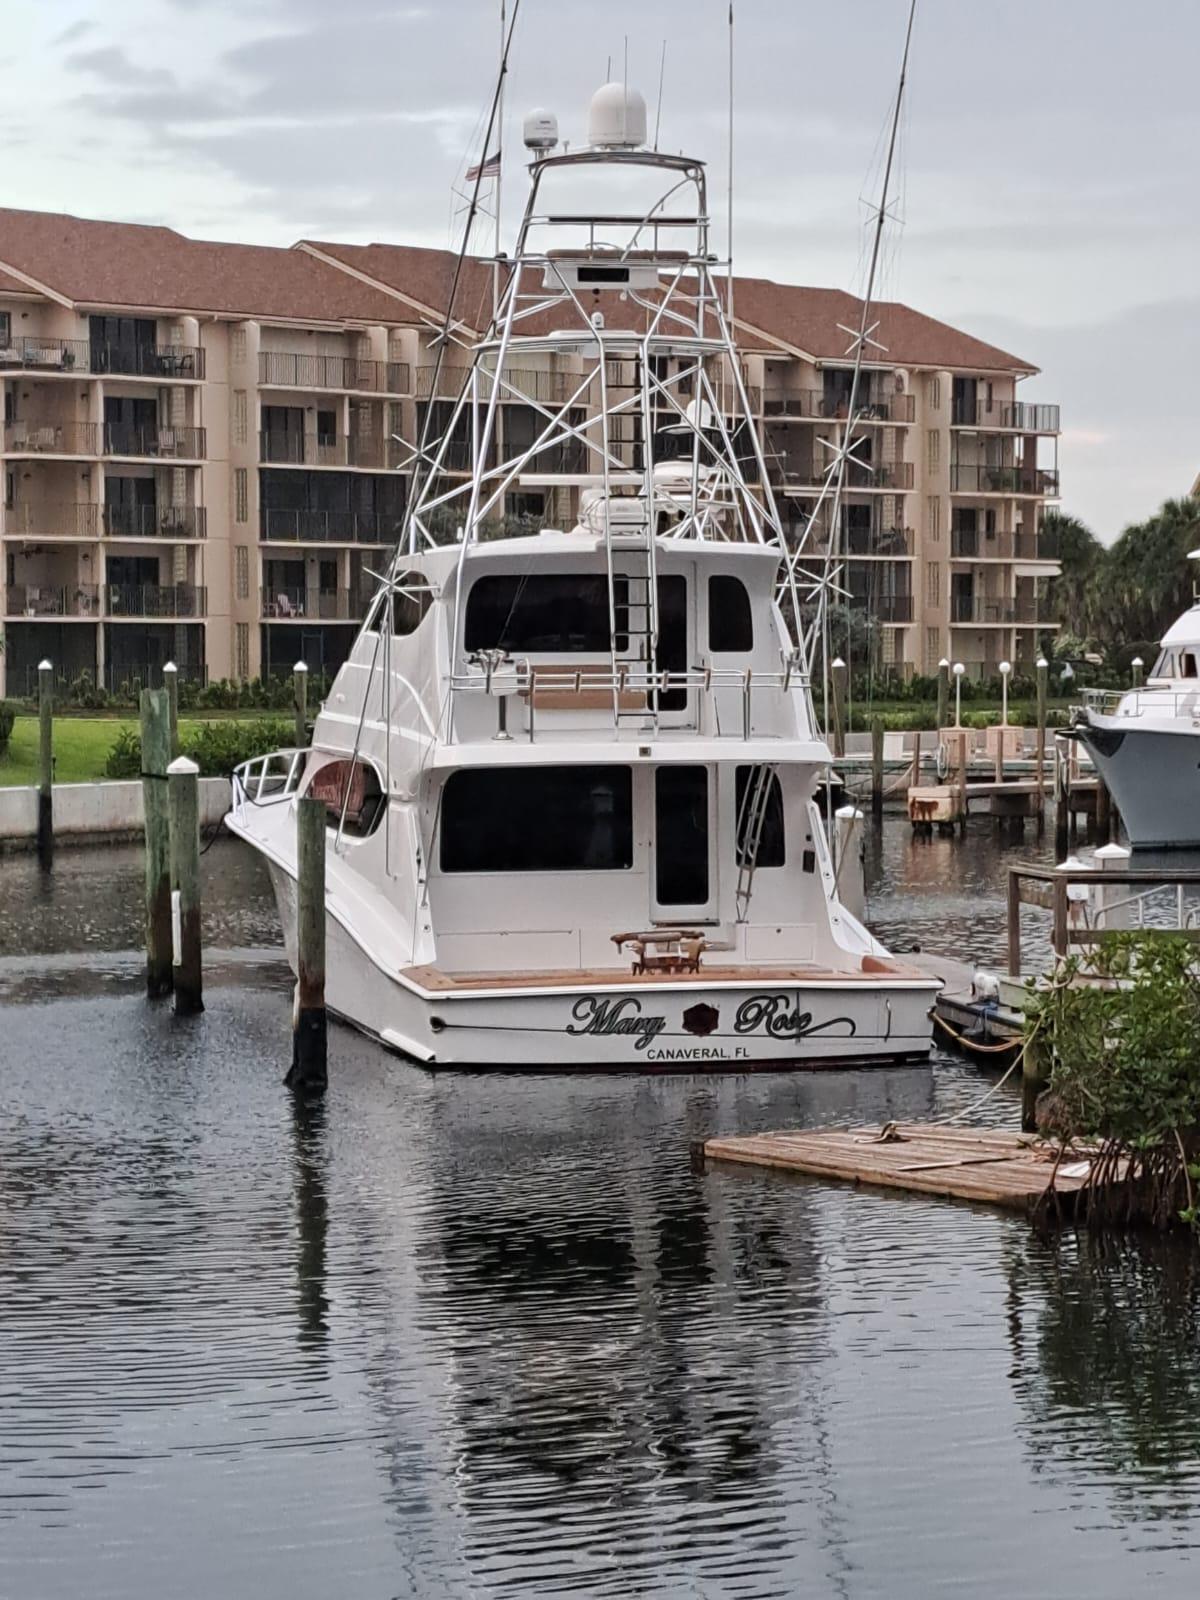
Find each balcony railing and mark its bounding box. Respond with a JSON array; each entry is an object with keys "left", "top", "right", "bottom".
[
  {"left": 259, "top": 508, "right": 396, "bottom": 544},
  {"left": 0, "top": 337, "right": 205, "bottom": 377},
  {"left": 260, "top": 430, "right": 381, "bottom": 467},
  {"left": 950, "top": 463, "right": 1060, "bottom": 496},
  {"left": 257, "top": 352, "right": 409, "bottom": 393},
  {"left": 106, "top": 584, "right": 207, "bottom": 618},
  {"left": 3, "top": 421, "right": 99, "bottom": 455},
  {"left": 104, "top": 424, "right": 206, "bottom": 459},
  {"left": 763, "top": 390, "right": 915, "bottom": 423},
  {"left": 103, "top": 505, "right": 208, "bottom": 540},
  {"left": 951, "top": 528, "right": 1060, "bottom": 561},
  {"left": 950, "top": 597, "right": 1043, "bottom": 625},
  {"left": 951, "top": 399, "right": 1060, "bottom": 432},
  {"left": 5, "top": 583, "right": 100, "bottom": 618},
  {"left": 0, "top": 337, "right": 91, "bottom": 373},
  {"left": 92, "top": 343, "right": 205, "bottom": 379},
  {"left": 845, "top": 525, "right": 914, "bottom": 557},
  {"left": 4, "top": 502, "right": 101, "bottom": 539},
  {"left": 782, "top": 459, "right": 914, "bottom": 491},
  {"left": 416, "top": 365, "right": 472, "bottom": 400},
  {"left": 261, "top": 587, "right": 371, "bottom": 621},
  {"left": 848, "top": 592, "right": 914, "bottom": 623}
]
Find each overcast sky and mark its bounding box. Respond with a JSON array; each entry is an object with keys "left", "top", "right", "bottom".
[{"left": 4, "top": 0, "right": 1197, "bottom": 540}]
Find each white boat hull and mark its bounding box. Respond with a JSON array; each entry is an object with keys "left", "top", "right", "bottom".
[
  {"left": 264, "top": 859, "right": 937, "bottom": 1069},
  {"left": 1074, "top": 717, "right": 1200, "bottom": 849}
]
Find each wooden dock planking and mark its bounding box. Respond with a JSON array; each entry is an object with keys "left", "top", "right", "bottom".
[{"left": 702, "top": 1122, "right": 1095, "bottom": 1212}]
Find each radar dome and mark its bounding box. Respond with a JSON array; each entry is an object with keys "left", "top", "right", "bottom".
[
  {"left": 523, "top": 109, "right": 559, "bottom": 152},
  {"left": 588, "top": 82, "right": 648, "bottom": 149}
]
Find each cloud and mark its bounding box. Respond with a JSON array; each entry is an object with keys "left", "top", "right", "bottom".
[{"left": 53, "top": 20, "right": 94, "bottom": 46}]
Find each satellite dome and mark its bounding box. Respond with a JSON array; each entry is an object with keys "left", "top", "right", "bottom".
[
  {"left": 588, "top": 82, "right": 648, "bottom": 150},
  {"left": 523, "top": 109, "right": 559, "bottom": 152}
]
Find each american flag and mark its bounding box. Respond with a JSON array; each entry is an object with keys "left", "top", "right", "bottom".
[{"left": 465, "top": 151, "right": 501, "bottom": 184}]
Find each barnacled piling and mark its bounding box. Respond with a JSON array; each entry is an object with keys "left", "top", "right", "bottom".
[
  {"left": 168, "top": 755, "right": 203, "bottom": 1015},
  {"left": 286, "top": 794, "right": 328, "bottom": 1094},
  {"left": 141, "top": 688, "right": 173, "bottom": 998}
]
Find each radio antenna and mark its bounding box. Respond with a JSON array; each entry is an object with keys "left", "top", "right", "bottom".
[{"left": 654, "top": 40, "right": 667, "bottom": 148}]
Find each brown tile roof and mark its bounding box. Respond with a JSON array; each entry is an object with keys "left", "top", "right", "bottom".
[
  {"left": 0, "top": 207, "right": 405, "bottom": 325},
  {"left": 0, "top": 206, "right": 1038, "bottom": 371},
  {"left": 302, "top": 241, "right": 1036, "bottom": 373},
  {"left": 0, "top": 265, "right": 36, "bottom": 294},
  {"left": 732, "top": 276, "right": 1035, "bottom": 374}
]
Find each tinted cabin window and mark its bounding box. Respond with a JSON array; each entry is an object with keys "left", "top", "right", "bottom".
[
  {"left": 308, "top": 760, "right": 385, "bottom": 837},
  {"left": 465, "top": 575, "right": 628, "bottom": 653},
  {"left": 735, "top": 766, "right": 785, "bottom": 868},
  {"left": 441, "top": 766, "right": 632, "bottom": 873},
  {"left": 655, "top": 574, "right": 688, "bottom": 711},
  {"left": 655, "top": 766, "right": 709, "bottom": 905},
  {"left": 708, "top": 575, "right": 753, "bottom": 651}
]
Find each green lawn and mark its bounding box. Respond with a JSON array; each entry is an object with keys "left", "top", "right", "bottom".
[{"left": 0, "top": 716, "right": 227, "bottom": 787}]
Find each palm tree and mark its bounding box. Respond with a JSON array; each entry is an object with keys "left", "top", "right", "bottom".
[
  {"left": 1043, "top": 510, "right": 1105, "bottom": 641},
  {"left": 1102, "top": 497, "right": 1200, "bottom": 646}
]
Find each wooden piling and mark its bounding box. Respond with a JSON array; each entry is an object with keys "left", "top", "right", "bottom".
[
  {"left": 911, "top": 728, "right": 922, "bottom": 790},
  {"left": 1096, "top": 776, "right": 1111, "bottom": 842},
  {"left": 141, "top": 688, "right": 173, "bottom": 998},
  {"left": 168, "top": 756, "right": 203, "bottom": 1015},
  {"left": 36, "top": 659, "right": 54, "bottom": 870},
  {"left": 1035, "top": 657, "right": 1047, "bottom": 828},
  {"left": 936, "top": 659, "right": 949, "bottom": 731},
  {"left": 870, "top": 717, "right": 884, "bottom": 819},
  {"left": 287, "top": 795, "right": 328, "bottom": 1094},
  {"left": 1021, "top": 1030, "right": 1049, "bottom": 1134},
  {"left": 830, "top": 658, "right": 847, "bottom": 760},
  {"left": 163, "top": 660, "right": 180, "bottom": 760},
  {"left": 294, "top": 660, "right": 309, "bottom": 750}
]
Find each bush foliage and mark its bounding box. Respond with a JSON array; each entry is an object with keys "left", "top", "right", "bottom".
[{"left": 104, "top": 717, "right": 294, "bottom": 779}]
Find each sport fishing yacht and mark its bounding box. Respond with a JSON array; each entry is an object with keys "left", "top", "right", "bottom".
[
  {"left": 1068, "top": 554, "right": 1200, "bottom": 848},
  {"left": 228, "top": 84, "right": 940, "bottom": 1066}
]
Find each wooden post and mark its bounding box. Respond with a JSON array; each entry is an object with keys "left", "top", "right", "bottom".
[
  {"left": 1052, "top": 872, "right": 1068, "bottom": 962},
  {"left": 936, "top": 658, "right": 949, "bottom": 731},
  {"left": 911, "top": 728, "right": 922, "bottom": 790},
  {"left": 957, "top": 730, "right": 968, "bottom": 833},
  {"left": 1035, "top": 656, "right": 1047, "bottom": 829},
  {"left": 36, "top": 659, "right": 53, "bottom": 870},
  {"left": 1021, "top": 1030, "right": 1048, "bottom": 1134},
  {"left": 870, "top": 716, "right": 884, "bottom": 820},
  {"left": 1131, "top": 655, "right": 1144, "bottom": 688},
  {"left": 1095, "top": 775, "right": 1111, "bottom": 842},
  {"left": 287, "top": 795, "right": 328, "bottom": 1094},
  {"left": 168, "top": 755, "right": 203, "bottom": 1015},
  {"left": 163, "top": 660, "right": 180, "bottom": 760},
  {"left": 1006, "top": 868, "right": 1022, "bottom": 977},
  {"left": 830, "top": 657, "right": 847, "bottom": 760},
  {"left": 293, "top": 660, "right": 309, "bottom": 749},
  {"left": 141, "top": 688, "right": 173, "bottom": 999}
]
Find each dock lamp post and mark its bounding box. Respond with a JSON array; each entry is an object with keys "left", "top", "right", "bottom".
[
  {"left": 1061, "top": 661, "right": 1075, "bottom": 695},
  {"left": 999, "top": 661, "right": 1011, "bottom": 727},
  {"left": 1131, "top": 655, "right": 1144, "bottom": 688},
  {"left": 953, "top": 661, "right": 965, "bottom": 728}
]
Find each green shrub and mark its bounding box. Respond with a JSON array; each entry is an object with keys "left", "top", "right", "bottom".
[
  {"left": 104, "top": 717, "right": 293, "bottom": 780},
  {"left": 0, "top": 699, "right": 16, "bottom": 752}
]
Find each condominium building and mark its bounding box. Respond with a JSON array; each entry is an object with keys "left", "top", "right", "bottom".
[{"left": 0, "top": 206, "right": 1060, "bottom": 696}]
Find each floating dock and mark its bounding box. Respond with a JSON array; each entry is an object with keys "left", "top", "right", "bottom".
[{"left": 701, "top": 1122, "right": 1096, "bottom": 1213}]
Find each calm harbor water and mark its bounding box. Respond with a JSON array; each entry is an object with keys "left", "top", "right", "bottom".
[{"left": 3, "top": 820, "right": 1200, "bottom": 1598}]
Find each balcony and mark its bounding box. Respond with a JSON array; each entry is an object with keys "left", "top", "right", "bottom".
[
  {"left": 950, "top": 596, "right": 1043, "bottom": 625},
  {"left": 0, "top": 337, "right": 91, "bottom": 373},
  {"left": 951, "top": 528, "right": 1060, "bottom": 561},
  {"left": 0, "top": 338, "right": 204, "bottom": 377},
  {"left": 261, "top": 587, "right": 371, "bottom": 622},
  {"left": 92, "top": 343, "right": 205, "bottom": 379},
  {"left": 951, "top": 399, "right": 1060, "bottom": 432},
  {"left": 259, "top": 430, "right": 383, "bottom": 467},
  {"left": 5, "top": 583, "right": 99, "bottom": 618},
  {"left": 763, "top": 390, "right": 915, "bottom": 423},
  {"left": 103, "top": 505, "right": 208, "bottom": 540},
  {"left": 845, "top": 525, "right": 914, "bottom": 557},
  {"left": 416, "top": 365, "right": 472, "bottom": 400},
  {"left": 4, "top": 502, "right": 101, "bottom": 540},
  {"left": 781, "top": 459, "right": 914, "bottom": 492},
  {"left": 4, "top": 421, "right": 98, "bottom": 456},
  {"left": 259, "top": 508, "right": 396, "bottom": 544},
  {"left": 950, "top": 463, "right": 1060, "bottom": 496},
  {"left": 104, "top": 424, "right": 206, "bottom": 460},
  {"left": 106, "top": 584, "right": 207, "bottom": 618},
  {"left": 849, "top": 593, "right": 914, "bottom": 623},
  {"left": 257, "top": 352, "right": 409, "bottom": 393}
]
